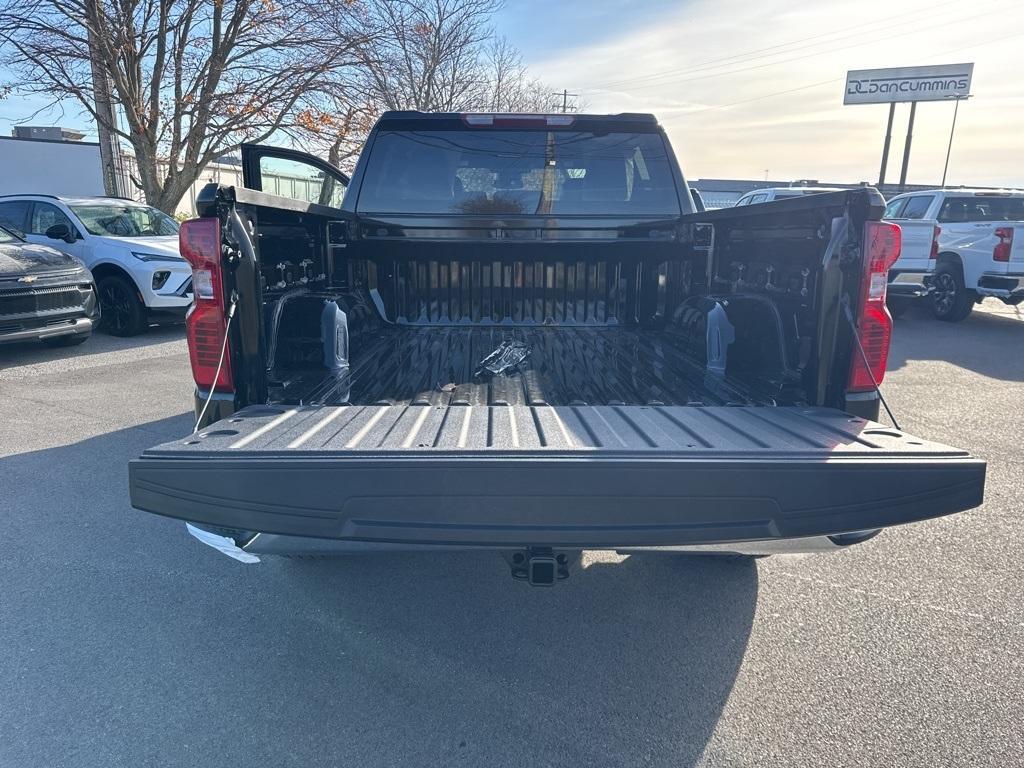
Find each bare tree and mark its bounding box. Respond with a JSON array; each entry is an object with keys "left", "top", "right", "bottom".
[
  {"left": 291, "top": 0, "right": 558, "bottom": 175},
  {"left": 358, "top": 0, "right": 506, "bottom": 112},
  {"left": 481, "top": 36, "right": 554, "bottom": 113},
  {"left": 0, "top": 0, "right": 368, "bottom": 212}
]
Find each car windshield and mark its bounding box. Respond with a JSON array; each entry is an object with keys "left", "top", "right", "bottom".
[
  {"left": 69, "top": 203, "right": 179, "bottom": 237},
  {"left": 0, "top": 224, "right": 20, "bottom": 243},
  {"left": 357, "top": 129, "right": 681, "bottom": 215}
]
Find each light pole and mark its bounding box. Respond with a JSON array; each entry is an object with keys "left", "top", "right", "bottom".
[{"left": 941, "top": 94, "right": 971, "bottom": 188}]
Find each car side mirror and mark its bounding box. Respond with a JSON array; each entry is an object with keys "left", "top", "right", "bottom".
[{"left": 45, "top": 223, "right": 77, "bottom": 244}]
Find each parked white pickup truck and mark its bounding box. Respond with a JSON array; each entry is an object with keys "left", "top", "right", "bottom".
[
  {"left": 882, "top": 195, "right": 940, "bottom": 317},
  {"left": 884, "top": 189, "right": 1024, "bottom": 321},
  {"left": 734, "top": 186, "right": 842, "bottom": 207}
]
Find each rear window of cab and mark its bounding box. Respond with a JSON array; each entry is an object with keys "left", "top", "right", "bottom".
[{"left": 356, "top": 129, "right": 680, "bottom": 216}]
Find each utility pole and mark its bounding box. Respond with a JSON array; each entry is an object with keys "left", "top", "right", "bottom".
[
  {"left": 86, "top": 5, "right": 123, "bottom": 197},
  {"left": 551, "top": 89, "right": 579, "bottom": 113},
  {"left": 941, "top": 95, "right": 970, "bottom": 187}
]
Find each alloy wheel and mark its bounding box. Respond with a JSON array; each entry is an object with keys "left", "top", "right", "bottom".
[
  {"left": 99, "top": 281, "right": 134, "bottom": 333},
  {"left": 933, "top": 272, "right": 957, "bottom": 316}
]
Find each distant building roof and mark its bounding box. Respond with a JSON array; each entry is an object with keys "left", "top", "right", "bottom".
[{"left": 10, "top": 126, "right": 87, "bottom": 142}]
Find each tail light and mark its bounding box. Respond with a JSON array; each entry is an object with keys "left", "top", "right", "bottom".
[
  {"left": 848, "top": 221, "right": 901, "bottom": 392},
  {"left": 180, "top": 218, "right": 233, "bottom": 392},
  {"left": 993, "top": 227, "right": 1013, "bottom": 262},
  {"left": 930, "top": 225, "right": 941, "bottom": 259}
]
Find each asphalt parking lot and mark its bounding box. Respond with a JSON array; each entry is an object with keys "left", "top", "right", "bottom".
[{"left": 1, "top": 302, "right": 1022, "bottom": 768}]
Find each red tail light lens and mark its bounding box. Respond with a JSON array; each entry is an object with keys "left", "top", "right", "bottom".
[
  {"left": 930, "top": 225, "right": 941, "bottom": 259},
  {"left": 180, "top": 218, "right": 233, "bottom": 392},
  {"left": 993, "top": 227, "right": 1013, "bottom": 262},
  {"left": 849, "top": 221, "right": 901, "bottom": 392}
]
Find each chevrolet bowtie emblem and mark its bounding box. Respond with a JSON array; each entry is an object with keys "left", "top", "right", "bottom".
[{"left": 17, "top": 275, "right": 38, "bottom": 283}]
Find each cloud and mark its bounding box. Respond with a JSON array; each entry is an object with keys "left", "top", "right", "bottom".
[{"left": 526, "top": 0, "right": 1024, "bottom": 187}]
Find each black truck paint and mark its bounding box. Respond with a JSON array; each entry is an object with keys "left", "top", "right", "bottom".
[{"left": 129, "top": 112, "right": 985, "bottom": 561}]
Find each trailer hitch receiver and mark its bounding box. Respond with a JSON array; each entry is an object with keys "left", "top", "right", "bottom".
[{"left": 504, "top": 548, "right": 575, "bottom": 586}]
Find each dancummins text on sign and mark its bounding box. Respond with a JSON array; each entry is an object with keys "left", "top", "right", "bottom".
[{"left": 844, "top": 63, "right": 974, "bottom": 105}]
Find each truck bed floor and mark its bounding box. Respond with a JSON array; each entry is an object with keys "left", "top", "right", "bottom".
[{"left": 272, "top": 326, "right": 782, "bottom": 408}]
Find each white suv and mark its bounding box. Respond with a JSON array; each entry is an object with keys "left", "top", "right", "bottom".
[{"left": 0, "top": 195, "right": 190, "bottom": 335}]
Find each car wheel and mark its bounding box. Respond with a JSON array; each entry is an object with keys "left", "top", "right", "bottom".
[
  {"left": 886, "top": 296, "right": 911, "bottom": 318},
  {"left": 931, "top": 264, "right": 974, "bottom": 322},
  {"left": 41, "top": 333, "right": 91, "bottom": 347},
  {"left": 98, "top": 275, "right": 148, "bottom": 336}
]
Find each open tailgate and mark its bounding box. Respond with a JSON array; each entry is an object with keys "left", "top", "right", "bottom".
[{"left": 129, "top": 404, "right": 984, "bottom": 548}]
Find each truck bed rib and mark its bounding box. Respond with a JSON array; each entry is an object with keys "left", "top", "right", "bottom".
[
  {"left": 141, "top": 405, "right": 959, "bottom": 455},
  {"left": 269, "top": 326, "right": 784, "bottom": 408}
]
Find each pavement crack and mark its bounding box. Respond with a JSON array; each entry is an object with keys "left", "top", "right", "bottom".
[{"left": 773, "top": 570, "right": 1024, "bottom": 630}]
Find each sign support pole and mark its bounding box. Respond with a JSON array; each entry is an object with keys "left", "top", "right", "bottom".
[
  {"left": 898, "top": 101, "right": 917, "bottom": 192},
  {"left": 878, "top": 102, "right": 895, "bottom": 186}
]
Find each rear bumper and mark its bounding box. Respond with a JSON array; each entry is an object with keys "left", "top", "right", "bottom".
[
  {"left": 976, "top": 272, "right": 1024, "bottom": 302},
  {"left": 887, "top": 270, "right": 933, "bottom": 297},
  {"left": 231, "top": 528, "right": 883, "bottom": 557},
  {"left": 193, "top": 389, "right": 236, "bottom": 428}
]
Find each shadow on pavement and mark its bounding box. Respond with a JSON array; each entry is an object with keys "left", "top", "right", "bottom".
[
  {"left": 0, "top": 323, "right": 184, "bottom": 369},
  {"left": 1, "top": 414, "right": 758, "bottom": 767},
  {"left": 888, "top": 301, "right": 1024, "bottom": 381}
]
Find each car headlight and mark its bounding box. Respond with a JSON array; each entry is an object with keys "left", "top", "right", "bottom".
[{"left": 131, "top": 251, "right": 186, "bottom": 263}]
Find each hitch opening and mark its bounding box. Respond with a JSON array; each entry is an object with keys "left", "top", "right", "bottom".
[{"left": 504, "top": 548, "right": 575, "bottom": 586}]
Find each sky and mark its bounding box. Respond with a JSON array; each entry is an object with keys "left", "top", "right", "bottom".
[
  {"left": 1, "top": 0, "right": 1021, "bottom": 188},
  {"left": 496, "top": 0, "right": 1024, "bottom": 187}
]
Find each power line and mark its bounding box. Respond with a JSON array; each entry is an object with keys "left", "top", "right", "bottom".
[
  {"left": 589, "top": 5, "right": 1008, "bottom": 95},
  {"left": 677, "top": 29, "right": 1024, "bottom": 117},
  {"left": 589, "top": 0, "right": 972, "bottom": 91},
  {"left": 684, "top": 78, "right": 843, "bottom": 115}
]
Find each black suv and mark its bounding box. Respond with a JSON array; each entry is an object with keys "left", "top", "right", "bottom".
[{"left": 0, "top": 224, "right": 99, "bottom": 346}]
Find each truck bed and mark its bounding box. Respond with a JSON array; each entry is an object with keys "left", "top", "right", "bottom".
[
  {"left": 270, "top": 324, "right": 783, "bottom": 408},
  {"left": 129, "top": 404, "right": 985, "bottom": 548}
]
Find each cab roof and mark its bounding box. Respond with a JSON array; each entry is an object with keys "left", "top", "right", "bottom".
[{"left": 373, "top": 111, "right": 663, "bottom": 133}]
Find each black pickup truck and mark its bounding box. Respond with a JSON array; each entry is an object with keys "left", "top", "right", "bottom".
[{"left": 129, "top": 112, "right": 984, "bottom": 584}]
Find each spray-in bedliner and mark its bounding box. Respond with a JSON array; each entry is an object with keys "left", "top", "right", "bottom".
[{"left": 268, "top": 325, "right": 792, "bottom": 408}]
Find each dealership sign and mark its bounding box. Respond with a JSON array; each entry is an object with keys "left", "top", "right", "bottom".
[{"left": 844, "top": 63, "right": 973, "bottom": 104}]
